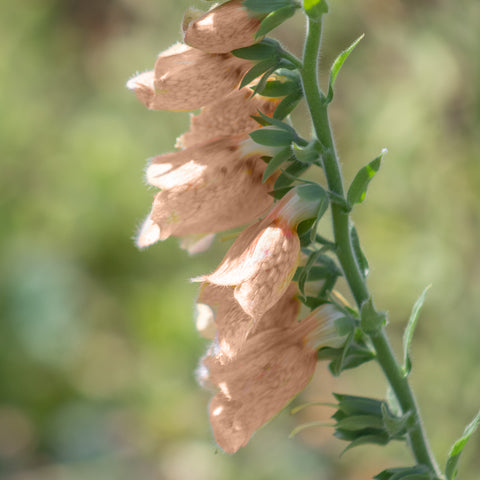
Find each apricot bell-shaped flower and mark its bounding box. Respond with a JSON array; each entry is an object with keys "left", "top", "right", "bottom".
[
  {"left": 183, "top": 0, "right": 263, "bottom": 54},
  {"left": 127, "top": 43, "right": 252, "bottom": 111},
  {"left": 194, "top": 187, "right": 325, "bottom": 318},
  {"left": 136, "top": 135, "right": 278, "bottom": 248},
  {"left": 176, "top": 85, "right": 280, "bottom": 149},
  {"left": 196, "top": 283, "right": 300, "bottom": 357},
  {"left": 200, "top": 304, "right": 347, "bottom": 453}
]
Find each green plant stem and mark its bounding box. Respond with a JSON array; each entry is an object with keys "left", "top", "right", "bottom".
[{"left": 300, "top": 13, "right": 442, "bottom": 478}]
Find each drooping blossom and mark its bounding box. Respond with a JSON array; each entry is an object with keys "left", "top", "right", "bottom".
[
  {"left": 127, "top": 43, "right": 252, "bottom": 111},
  {"left": 176, "top": 85, "right": 280, "bottom": 149},
  {"left": 195, "top": 282, "right": 300, "bottom": 357},
  {"left": 194, "top": 187, "right": 324, "bottom": 318},
  {"left": 200, "top": 304, "right": 347, "bottom": 453},
  {"left": 136, "top": 135, "right": 278, "bottom": 248},
  {"left": 184, "top": 0, "right": 263, "bottom": 54}
]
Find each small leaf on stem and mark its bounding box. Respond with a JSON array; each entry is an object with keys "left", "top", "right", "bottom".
[
  {"left": 347, "top": 149, "right": 386, "bottom": 207},
  {"left": 402, "top": 285, "right": 431, "bottom": 377},
  {"left": 325, "top": 34, "right": 364, "bottom": 104},
  {"left": 445, "top": 409, "right": 480, "bottom": 480}
]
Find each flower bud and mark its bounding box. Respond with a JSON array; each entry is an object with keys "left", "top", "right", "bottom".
[{"left": 184, "top": 0, "right": 263, "bottom": 54}]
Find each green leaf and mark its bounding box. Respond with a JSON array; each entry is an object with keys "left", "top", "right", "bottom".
[
  {"left": 296, "top": 183, "right": 326, "bottom": 202},
  {"left": 255, "top": 110, "right": 298, "bottom": 135},
  {"left": 255, "top": 5, "right": 298, "bottom": 38},
  {"left": 375, "top": 466, "right": 432, "bottom": 480},
  {"left": 274, "top": 161, "right": 310, "bottom": 189},
  {"left": 350, "top": 224, "right": 369, "bottom": 278},
  {"left": 340, "top": 432, "right": 390, "bottom": 454},
  {"left": 250, "top": 127, "right": 294, "bottom": 146},
  {"left": 360, "top": 297, "right": 387, "bottom": 334},
  {"left": 336, "top": 414, "right": 384, "bottom": 431},
  {"left": 273, "top": 89, "right": 303, "bottom": 119},
  {"left": 325, "top": 34, "right": 364, "bottom": 104},
  {"left": 262, "top": 147, "right": 293, "bottom": 182},
  {"left": 445, "top": 409, "right": 480, "bottom": 480},
  {"left": 347, "top": 149, "right": 385, "bottom": 207},
  {"left": 243, "top": 0, "right": 296, "bottom": 14},
  {"left": 303, "top": 0, "right": 328, "bottom": 19},
  {"left": 232, "top": 38, "right": 279, "bottom": 59},
  {"left": 402, "top": 285, "right": 431, "bottom": 377},
  {"left": 240, "top": 57, "right": 278, "bottom": 88},
  {"left": 255, "top": 78, "right": 299, "bottom": 96}
]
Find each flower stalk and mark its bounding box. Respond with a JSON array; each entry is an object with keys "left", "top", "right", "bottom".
[{"left": 300, "top": 12, "right": 442, "bottom": 478}]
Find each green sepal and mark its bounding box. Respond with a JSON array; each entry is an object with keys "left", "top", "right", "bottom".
[
  {"left": 232, "top": 38, "right": 280, "bottom": 60},
  {"left": 402, "top": 285, "right": 431, "bottom": 377},
  {"left": 325, "top": 34, "right": 364, "bottom": 104},
  {"left": 339, "top": 433, "right": 390, "bottom": 455},
  {"left": 317, "top": 340, "right": 375, "bottom": 372},
  {"left": 374, "top": 466, "right": 433, "bottom": 480},
  {"left": 350, "top": 224, "right": 369, "bottom": 278},
  {"left": 255, "top": 77, "right": 299, "bottom": 96},
  {"left": 293, "top": 141, "right": 321, "bottom": 164},
  {"left": 274, "top": 160, "right": 310, "bottom": 189},
  {"left": 243, "top": 0, "right": 297, "bottom": 14},
  {"left": 273, "top": 89, "right": 303, "bottom": 119},
  {"left": 262, "top": 147, "right": 293, "bottom": 182},
  {"left": 255, "top": 4, "right": 299, "bottom": 38},
  {"left": 347, "top": 149, "right": 385, "bottom": 207},
  {"left": 445, "top": 409, "right": 480, "bottom": 480},
  {"left": 303, "top": 0, "right": 328, "bottom": 19},
  {"left": 255, "top": 110, "right": 299, "bottom": 136},
  {"left": 381, "top": 403, "right": 413, "bottom": 438},
  {"left": 249, "top": 127, "right": 295, "bottom": 146},
  {"left": 335, "top": 414, "right": 384, "bottom": 431},
  {"left": 268, "top": 185, "right": 294, "bottom": 199},
  {"left": 360, "top": 297, "right": 387, "bottom": 334},
  {"left": 240, "top": 57, "right": 278, "bottom": 88}
]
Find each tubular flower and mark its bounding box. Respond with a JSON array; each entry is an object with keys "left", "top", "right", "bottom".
[
  {"left": 136, "top": 135, "right": 278, "bottom": 248},
  {"left": 183, "top": 0, "right": 263, "bottom": 54},
  {"left": 127, "top": 43, "right": 252, "bottom": 111},
  {"left": 195, "top": 188, "right": 324, "bottom": 318},
  {"left": 200, "top": 304, "right": 347, "bottom": 453},
  {"left": 196, "top": 283, "right": 300, "bottom": 358},
  {"left": 176, "top": 85, "right": 280, "bottom": 149}
]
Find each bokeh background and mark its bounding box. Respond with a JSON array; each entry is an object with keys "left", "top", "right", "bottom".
[{"left": 1, "top": 0, "right": 479, "bottom": 479}]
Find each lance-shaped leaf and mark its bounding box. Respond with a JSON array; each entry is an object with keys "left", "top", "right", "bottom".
[
  {"left": 303, "top": 0, "right": 328, "bottom": 19},
  {"left": 243, "top": 0, "right": 296, "bottom": 13},
  {"left": 274, "top": 160, "right": 311, "bottom": 189},
  {"left": 255, "top": 5, "right": 299, "bottom": 38},
  {"left": 273, "top": 89, "right": 304, "bottom": 119},
  {"left": 402, "top": 285, "right": 431, "bottom": 377},
  {"left": 445, "top": 410, "right": 480, "bottom": 480},
  {"left": 250, "top": 126, "right": 295, "bottom": 146},
  {"left": 232, "top": 38, "right": 280, "bottom": 60},
  {"left": 347, "top": 149, "right": 386, "bottom": 207},
  {"left": 350, "top": 224, "right": 369, "bottom": 278},
  {"left": 325, "top": 34, "right": 364, "bottom": 104},
  {"left": 262, "top": 147, "right": 293, "bottom": 182},
  {"left": 240, "top": 57, "right": 279, "bottom": 88},
  {"left": 374, "top": 465, "right": 433, "bottom": 480}
]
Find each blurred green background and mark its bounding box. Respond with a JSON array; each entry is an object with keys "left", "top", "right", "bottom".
[{"left": 1, "top": 0, "right": 479, "bottom": 479}]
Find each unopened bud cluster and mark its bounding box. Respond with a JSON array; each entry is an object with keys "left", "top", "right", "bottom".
[{"left": 128, "top": 0, "right": 346, "bottom": 453}]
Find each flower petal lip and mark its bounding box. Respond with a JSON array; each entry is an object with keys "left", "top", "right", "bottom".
[
  {"left": 184, "top": 0, "right": 263, "bottom": 54},
  {"left": 176, "top": 86, "right": 279, "bottom": 149},
  {"left": 153, "top": 43, "right": 252, "bottom": 111},
  {"left": 142, "top": 136, "right": 277, "bottom": 241},
  {"left": 201, "top": 303, "right": 346, "bottom": 453},
  {"left": 197, "top": 282, "right": 300, "bottom": 357}
]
